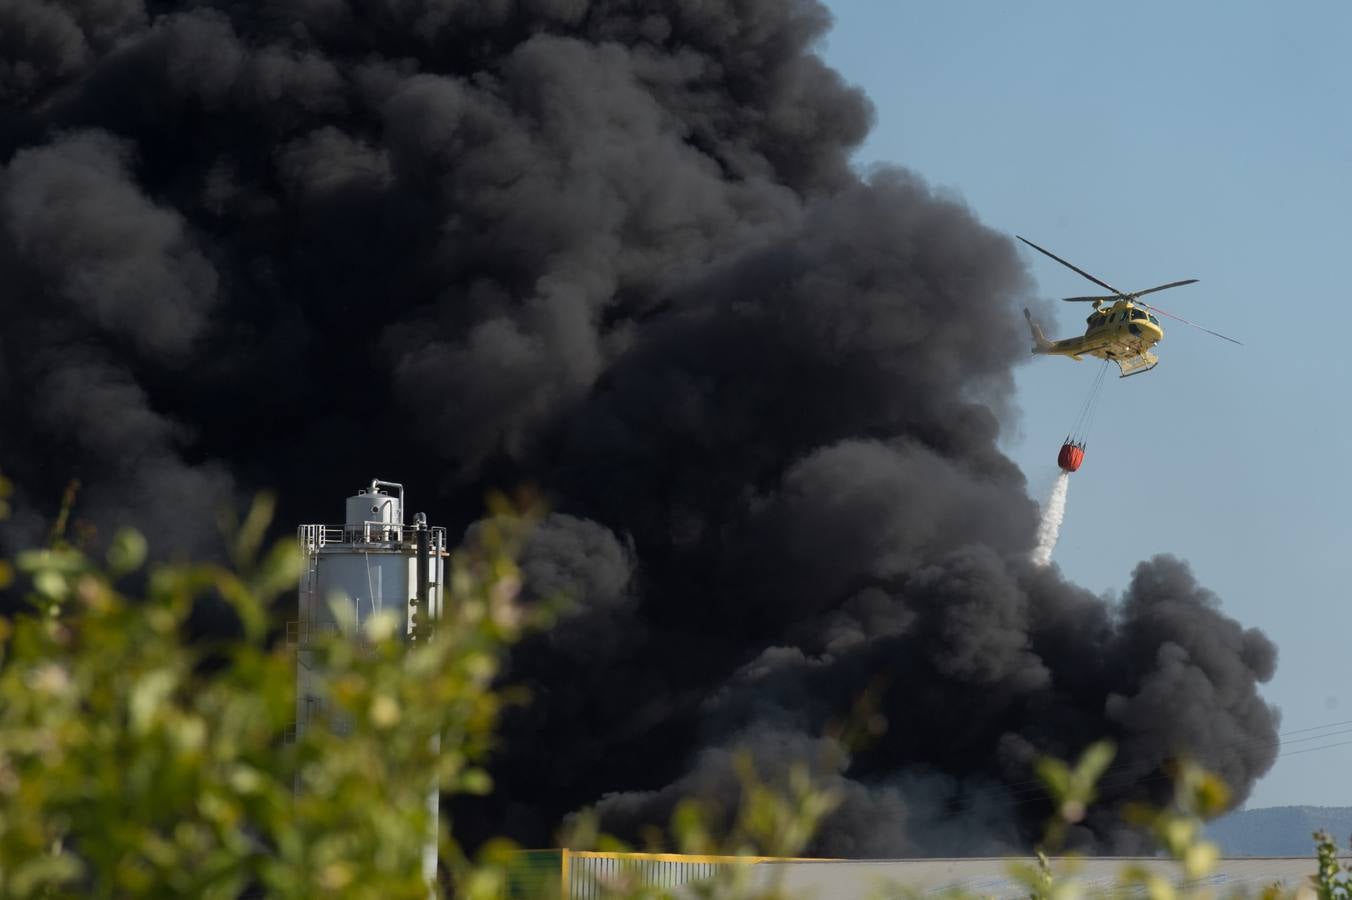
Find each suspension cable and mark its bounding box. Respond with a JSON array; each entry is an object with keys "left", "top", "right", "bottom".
[
  {"left": 1066, "top": 360, "right": 1110, "bottom": 443},
  {"left": 1077, "top": 360, "right": 1111, "bottom": 442}
]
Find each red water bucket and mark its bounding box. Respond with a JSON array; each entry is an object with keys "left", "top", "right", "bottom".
[{"left": 1057, "top": 442, "right": 1085, "bottom": 473}]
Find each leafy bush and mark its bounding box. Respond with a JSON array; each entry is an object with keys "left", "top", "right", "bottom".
[{"left": 0, "top": 492, "right": 532, "bottom": 898}]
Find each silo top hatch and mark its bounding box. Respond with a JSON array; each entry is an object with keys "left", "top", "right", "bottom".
[{"left": 346, "top": 478, "right": 404, "bottom": 529}]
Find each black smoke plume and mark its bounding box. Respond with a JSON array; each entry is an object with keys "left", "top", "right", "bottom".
[{"left": 0, "top": 0, "right": 1277, "bottom": 855}]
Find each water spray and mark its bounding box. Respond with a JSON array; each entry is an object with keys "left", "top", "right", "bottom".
[{"left": 1031, "top": 470, "right": 1070, "bottom": 567}]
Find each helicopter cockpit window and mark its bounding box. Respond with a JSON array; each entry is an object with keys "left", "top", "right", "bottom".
[
  {"left": 1130, "top": 309, "right": 1147, "bottom": 321},
  {"left": 1088, "top": 314, "right": 1104, "bottom": 327},
  {"left": 1148, "top": 314, "right": 1159, "bottom": 325}
]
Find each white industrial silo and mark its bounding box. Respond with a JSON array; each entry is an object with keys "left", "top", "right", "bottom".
[{"left": 294, "top": 478, "right": 448, "bottom": 886}]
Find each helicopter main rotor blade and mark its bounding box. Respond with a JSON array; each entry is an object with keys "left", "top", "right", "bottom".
[
  {"left": 1016, "top": 235, "right": 1128, "bottom": 298},
  {"left": 1131, "top": 279, "right": 1199, "bottom": 298},
  {"left": 1064, "top": 280, "right": 1199, "bottom": 302},
  {"left": 1138, "top": 302, "right": 1243, "bottom": 345}
]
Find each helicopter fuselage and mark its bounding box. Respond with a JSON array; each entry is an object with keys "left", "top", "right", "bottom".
[{"left": 1025, "top": 300, "right": 1165, "bottom": 377}]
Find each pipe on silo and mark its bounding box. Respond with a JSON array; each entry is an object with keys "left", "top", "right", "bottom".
[
  {"left": 414, "top": 512, "right": 430, "bottom": 639},
  {"left": 370, "top": 479, "right": 406, "bottom": 525}
]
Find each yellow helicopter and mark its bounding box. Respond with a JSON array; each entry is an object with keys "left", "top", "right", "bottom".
[{"left": 1018, "top": 235, "right": 1240, "bottom": 377}]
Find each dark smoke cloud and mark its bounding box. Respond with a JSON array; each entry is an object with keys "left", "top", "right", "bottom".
[
  {"left": 1, "top": 1, "right": 147, "bottom": 106},
  {"left": 0, "top": 0, "right": 1276, "bottom": 855}
]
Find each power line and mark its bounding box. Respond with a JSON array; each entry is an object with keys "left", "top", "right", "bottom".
[
  {"left": 1277, "top": 718, "right": 1352, "bottom": 736},
  {"left": 1275, "top": 726, "right": 1352, "bottom": 748},
  {"left": 1272, "top": 738, "right": 1352, "bottom": 760}
]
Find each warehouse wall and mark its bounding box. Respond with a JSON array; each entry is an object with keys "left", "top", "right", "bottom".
[{"left": 508, "top": 851, "right": 1330, "bottom": 899}]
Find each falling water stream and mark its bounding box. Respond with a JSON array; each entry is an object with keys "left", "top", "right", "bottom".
[{"left": 1031, "top": 471, "right": 1070, "bottom": 567}]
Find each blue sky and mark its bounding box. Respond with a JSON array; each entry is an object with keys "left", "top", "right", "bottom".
[{"left": 819, "top": 0, "right": 1352, "bottom": 807}]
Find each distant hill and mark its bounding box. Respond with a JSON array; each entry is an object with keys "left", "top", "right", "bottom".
[{"left": 1206, "top": 807, "right": 1352, "bottom": 857}]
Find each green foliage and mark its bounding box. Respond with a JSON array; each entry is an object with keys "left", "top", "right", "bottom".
[
  {"left": 1000, "top": 744, "right": 1253, "bottom": 900},
  {"left": 1121, "top": 758, "right": 1231, "bottom": 887},
  {"left": 675, "top": 757, "right": 840, "bottom": 862},
  {"left": 1033, "top": 739, "right": 1116, "bottom": 853},
  {"left": 0, "top": 492, "right": 540, "bottom": 898},
  {"left": 554, "top": 756, "right": 841, "bottom": 900},
  {"left": 1312, "top": 831, "right": 1352, "bottom": 900}
]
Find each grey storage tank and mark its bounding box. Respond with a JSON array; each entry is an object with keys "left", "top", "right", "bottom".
[{"left": 294, "top": 478, "right": 448, "bottom": 887}]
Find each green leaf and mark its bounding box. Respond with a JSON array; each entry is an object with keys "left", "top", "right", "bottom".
[
  {"left": 458, "top": 768, "right": 493, "bottom": 795},
  {"left": 1035, "top": 757, "right": 1071, "bottom": 802},
  {"left": 230, "top": 492, "right": 276, "bottom": 569},
  {"left": 251, "top": 537, "right": 300, "bottom": 604},
  {"left": 1074, "top": 739, "right": 1116, "bottom": 788},
  {"left": 130, "top": 669, "right": 178, "bottom": 734},
  {"left": 1192, "top": 771, "right": 1232, "bottom": 818},
  {"left": 106, "top": 529, "right": 148, "bottom": 576},
  {"left": 10, "top": 851, "right": 83, "bottom": 895},
  {"left": 1182, "top": 839, "right": 1219, "bottom": 879}
]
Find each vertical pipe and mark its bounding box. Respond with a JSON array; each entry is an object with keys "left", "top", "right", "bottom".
[
  {"left": 415, "top": 512, "right": 429, "bottom": 638},
  {"left": 412, "top": 510, "right": 437, "bottom": 893}
]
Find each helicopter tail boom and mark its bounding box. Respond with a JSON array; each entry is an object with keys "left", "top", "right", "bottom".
[{"left": 1024, "top": 308, "right": 1053, "bottom": 353}]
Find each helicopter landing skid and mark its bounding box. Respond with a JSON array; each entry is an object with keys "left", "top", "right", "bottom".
[{"left": 1114, "top": 352, "right": 1159, "bottom": 378}]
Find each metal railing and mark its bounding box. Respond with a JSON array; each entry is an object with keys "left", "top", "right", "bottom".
[{"left": 297, "top": 523, "right": 448, "bottom": 552}]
